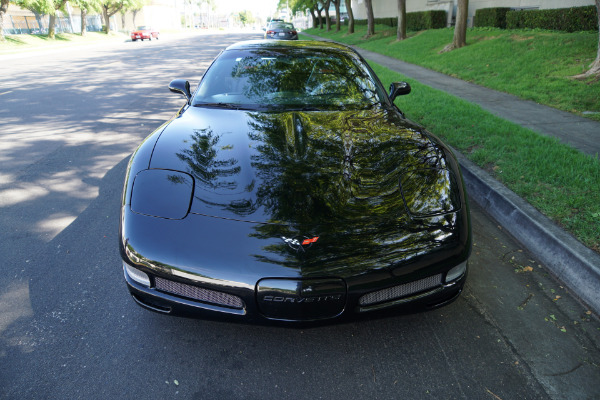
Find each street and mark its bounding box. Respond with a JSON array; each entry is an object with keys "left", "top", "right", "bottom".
[{"left": 0, "top": 32, "right": 598, "bottom": 399}]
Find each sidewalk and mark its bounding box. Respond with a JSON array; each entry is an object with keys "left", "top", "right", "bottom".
[{"left": 312, "top": 39, "right": 600, "bottom": 315}]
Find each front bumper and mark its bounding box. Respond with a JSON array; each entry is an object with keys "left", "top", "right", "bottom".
[{"left": 123, "top": 260, "right": 467, "bottom": 324}]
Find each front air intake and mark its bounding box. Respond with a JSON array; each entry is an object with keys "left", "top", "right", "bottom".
[
  {"left": 155, "top": 277, "right": 244, "bottom": 309},
  {"left": 359, "top": 274, "right": 442, "bottom": 306}
]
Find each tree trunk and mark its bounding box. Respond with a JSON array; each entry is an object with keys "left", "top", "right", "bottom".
[
  {"left": 317, "top": 6, "right": 323, "bottom": 29},
  {"left": 397, "top": 0, "right": 406, "bottom": 40},
  {"left": 103, "top": 6, "right": 111, "bottom": 33},
  {"left": 345, "top": 0, "right": 354, "bottom": 34},
  {"left": 453, "top": 0, "right": 468, "bottom": 47},
  {"left": 324, "top": 0, "right": 331, "bottom": 31},
  {"left": 309, "top": 8, "right": 318, "bottom": 28},
  {"left": 440, "top": 0, "right": 468, "bottom": 53},
  {"left": 48, "top": 14, "right": 56, "bottom": 39},
  {"left": 334, "top": 0, "right": 340, "bottom": 32},
  {"left": 0, "top": 0, "right": 9, "bottom": 42},
  {"left": 364, "top": 0, "right": 375, "bottom": 37},
  {"left": 81, "top": 8, "right": 87, "bottom": 36},
  {"left": 573, "top": 0, "right": 600, "bottom": 77}
]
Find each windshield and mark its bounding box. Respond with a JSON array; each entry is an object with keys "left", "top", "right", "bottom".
[{"left": 192, "top": 48, "right": 388, "bottom": 111}]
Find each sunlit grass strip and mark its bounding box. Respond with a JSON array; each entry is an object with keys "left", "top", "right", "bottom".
[
  {"left": 0, "top": 32, "right": 126, "bottom": 54},
  {"left": 370, "top": 62, "right": 600, "bottom": 252}
]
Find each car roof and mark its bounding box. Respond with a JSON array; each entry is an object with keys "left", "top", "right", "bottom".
[{"left": 225, "top": 40, "right": 357, "bottom": 55}]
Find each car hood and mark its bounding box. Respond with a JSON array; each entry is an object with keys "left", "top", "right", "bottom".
[
  {"left": 149, "top": 106, "right": 457, "bottom": 227},
  {"left": 124, "top": 106, "right": 470, "bottom": 281}
]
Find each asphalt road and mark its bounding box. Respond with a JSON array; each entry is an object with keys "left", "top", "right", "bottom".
[{"left": 0, "top": 32, "right": 599, "bottom": 400}]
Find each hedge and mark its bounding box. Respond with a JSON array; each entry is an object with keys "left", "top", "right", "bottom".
[
  {"left": 474, "top": 8, "right": 511, "bottom": 29},
  {"left": 407, "top": 10, "right": 447, "bottom": 30},
  {"left": 506, "top": 6, "right": 598, "bottom": 32},
  {"left": 348, "top": 10, "right": 447, "bottom": 30}
]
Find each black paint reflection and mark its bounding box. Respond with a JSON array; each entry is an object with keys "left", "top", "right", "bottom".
[{"left": 168, "top": 107, "right": 465, "bottom": 277}]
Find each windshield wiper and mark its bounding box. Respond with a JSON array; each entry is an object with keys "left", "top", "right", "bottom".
[
  {"left": 194, "top": 102, "right": 242, "bottom": 109},
  {"left": 285, "top": 106, "right": 323, "bottom": 111}
]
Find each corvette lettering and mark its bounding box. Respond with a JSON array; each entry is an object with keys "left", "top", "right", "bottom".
[{"left": 262, "top": 295, "right": 342, "bottom": 303}]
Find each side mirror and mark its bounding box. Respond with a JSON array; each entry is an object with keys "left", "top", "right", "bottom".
[
  {"left": 389, "top": 82, "right": 411, "bottom": 101},
  {"left": 169, "top": 79, "right": 191, "bottom": 101}
]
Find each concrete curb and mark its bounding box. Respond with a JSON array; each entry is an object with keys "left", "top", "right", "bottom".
[{"left": 455, "top": 151, "right": 600, "bottom": 314}]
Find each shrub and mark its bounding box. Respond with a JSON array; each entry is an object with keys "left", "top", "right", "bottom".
[
  {"left": 352, "top": 11, "right": 447, "bottom": 30},
  {"left": 406, "top": 10, "right": 447, "bottom": 30},
  {"left": 506, "top": 6, "right": 598, "bottom": 32},
  {"left": 474, "top": 8, "right": 511, "bottom": 28}
]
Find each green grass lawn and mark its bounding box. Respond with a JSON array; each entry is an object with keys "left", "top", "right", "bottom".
[{"left": 303, "top": 26, "right": 600, "bottom": 122}]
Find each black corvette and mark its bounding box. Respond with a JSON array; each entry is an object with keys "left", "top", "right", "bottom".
[{"left": 120, "top": 39, "right": 471, "bottom": 324}]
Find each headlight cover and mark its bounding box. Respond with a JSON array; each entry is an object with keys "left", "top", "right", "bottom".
[{"left": 130, "top": 169, "right": 194, "bottom": 219}]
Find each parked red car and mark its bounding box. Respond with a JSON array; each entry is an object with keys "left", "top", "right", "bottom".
[{"left": 131, "top": 26, "right": 159, "bottom": 41}]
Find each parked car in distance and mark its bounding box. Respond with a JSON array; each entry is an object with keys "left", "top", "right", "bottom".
[
  {"left": 264, "top": 22, "right": 298, "bottom": 40},
  {"left": 131, "top": 26, "right": 159, "bottom": 41},
  {"left": 120, "top": 40, "right": 472, "bottom": 324}
]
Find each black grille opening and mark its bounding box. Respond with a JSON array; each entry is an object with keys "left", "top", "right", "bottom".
[{"left": 154, "top": 277, "right": 244, "bottom": 309}]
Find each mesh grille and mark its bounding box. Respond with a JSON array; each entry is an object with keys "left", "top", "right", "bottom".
[
  {"left": 359, "top": 274, "right": 442, "bottom": 306},
  {"left": 155, "top": 277, "right": 244, "bottom": 309}
]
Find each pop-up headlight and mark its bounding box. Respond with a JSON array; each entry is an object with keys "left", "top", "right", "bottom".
[{"left": 130, "top": 169, "right": 194, "bottom": 219}]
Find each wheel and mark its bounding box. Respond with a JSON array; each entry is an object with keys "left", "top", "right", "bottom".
[{"left": 132, "top": 39, "right": 137, "bottom": 41}]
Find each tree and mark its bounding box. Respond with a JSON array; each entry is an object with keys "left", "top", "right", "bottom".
[
  {"left": 16, "top": 0, "right": 68, "bottom": 39},
  {"left": 315, "top": 0, "right": 324, "bottom": 29},
  {"left": 344, "top": 0, "right": 354, "bottom": 34},
  {"left": 73, "top": 0, "right": 101, "bottom": 36},
  {"left": 573, "top": 0, "right": 600, "bottom": 78},
  {"left": 323, "top": 0, "right": 331, "bottom": 31},
  {"left": 331, "top": 0, "right": 340, "bottom": 32},
  {"left": 238, "top": 10, "right": 254, "bottom": 27},
  {"left": 286, "top": 0, "right": 323, "bottom": 29},
  {"left": 0, "top": 0, "right": 9, "bottom": 41},
  {"left": 308, "top": 7, "right": 318, "bottom": 28},
  {"left": 441, "top": 0, "right": 468, "bottom": 53},
  {"left": 47, "top": 0, "right": 67, "bottom": 39},
  {"left": 396, "top": 0, "right": 406, "bottom": 40},
  {"left": 363, "top": 0, "right": 374, "bottom": 37},
  {"left": 99, "top": 0, "right": 142, "bottom": 34}
]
